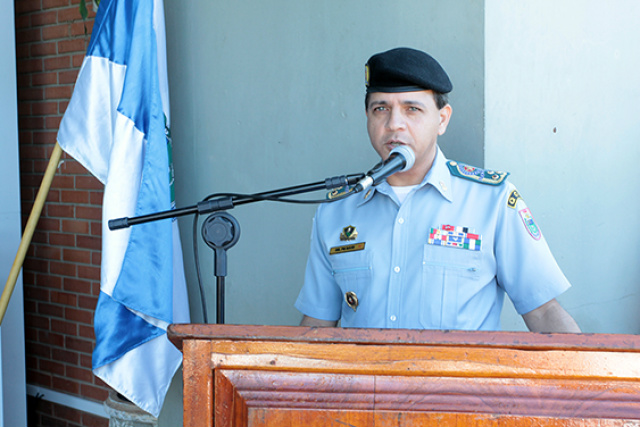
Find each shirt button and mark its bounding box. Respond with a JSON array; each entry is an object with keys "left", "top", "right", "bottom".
[
  {"left": 398, "top": 218, "right": 405, "bottom": 224},
  {"left": 394, "top": 266, "right": 400, "bottom": 273},
  {"left": 390, "top": 315, "right": 397, "bottom": 322}
]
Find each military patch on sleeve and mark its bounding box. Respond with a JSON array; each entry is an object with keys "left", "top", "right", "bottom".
[
  {"left": 518, "top": 208, "right": 541, "bottom": 240},
  {"left": 447, "top": 161, "right": 509, "bottom": 186},
  {"left": 507, "top": 189, "right": 522, "bottom": 209}
]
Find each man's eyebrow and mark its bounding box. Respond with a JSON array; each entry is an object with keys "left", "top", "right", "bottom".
[
  {"left": 400, "top": 100, "right": 427, "bottom": 108},
  {"left": 368, "top": 99, "right": 427, "bottom": 108}
]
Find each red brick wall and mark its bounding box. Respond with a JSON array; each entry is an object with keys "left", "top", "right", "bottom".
[{"left": 15, "top": 0, "right": 109, "bottom": 425}]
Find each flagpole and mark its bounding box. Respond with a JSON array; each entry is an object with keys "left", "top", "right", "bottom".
[{"left": 0, "top": 142, "right": 63, "bottom": 325}]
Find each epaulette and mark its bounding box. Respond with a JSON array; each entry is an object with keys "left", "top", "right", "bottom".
[{"left": 447, "top": 160, "right": 509, "bottom": 186}]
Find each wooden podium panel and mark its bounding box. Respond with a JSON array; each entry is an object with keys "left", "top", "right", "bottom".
[{"left": 168, "top": 325, "right": 640, "bottom": 427}]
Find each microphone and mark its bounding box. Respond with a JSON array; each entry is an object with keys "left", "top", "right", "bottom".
[{"left": 354, "top": 145, "right": 415, "bottom": 192}]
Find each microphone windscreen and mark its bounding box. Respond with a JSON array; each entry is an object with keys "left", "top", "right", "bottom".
[{"left": 389, "top": 145, "right": 415, "bottom": 172}]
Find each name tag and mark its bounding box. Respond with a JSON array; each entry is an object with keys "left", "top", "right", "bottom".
[{"left": 330, "top": 243, "right": 365, "bottom": 255}]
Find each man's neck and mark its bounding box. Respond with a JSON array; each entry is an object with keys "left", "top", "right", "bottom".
[{"left": 387, "top": 147, "right": 438, "bottom": 186}]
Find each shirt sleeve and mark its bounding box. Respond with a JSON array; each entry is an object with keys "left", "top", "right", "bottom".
[
  {"left": 495, "top": 183, "right": 571, "bottom": 315},
  {"left": 294, "top": 207, "right": 343, "bottom": 321}
]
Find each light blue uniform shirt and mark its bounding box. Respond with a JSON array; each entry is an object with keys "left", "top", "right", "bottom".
[{"left": 295, "top": 148, "right": 570, "bottom": 330}]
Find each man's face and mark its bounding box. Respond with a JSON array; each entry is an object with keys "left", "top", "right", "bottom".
[{"left": 366, "top": 90, "right": 451, "bottom": 186}]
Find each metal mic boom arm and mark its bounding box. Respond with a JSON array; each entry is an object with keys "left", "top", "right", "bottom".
[{"left": 107, "top": 173, "right": 363, "bottom": 230}]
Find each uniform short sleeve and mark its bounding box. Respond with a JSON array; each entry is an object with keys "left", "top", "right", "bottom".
[
  {"left": 494, "top": 183, "right": 571, "bottom": 315},
  {"left": 294, "top": 207, "right": 343, "bottom": 321}
]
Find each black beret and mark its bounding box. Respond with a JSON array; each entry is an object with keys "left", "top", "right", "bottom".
[{"left": 365, "top": 47, "right": 452, "bottom": 94}]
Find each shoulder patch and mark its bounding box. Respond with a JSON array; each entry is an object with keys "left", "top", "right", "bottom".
[{"left": 447, "top": 160, "right": 509, "bottom": 186}]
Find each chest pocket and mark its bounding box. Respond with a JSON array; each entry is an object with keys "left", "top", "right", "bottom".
[
  {"left": 421, "top": 244, "right": 481, "bottom": 329},
  {"left": 329, "top": 250, "right": 372, "bottom": 324}
]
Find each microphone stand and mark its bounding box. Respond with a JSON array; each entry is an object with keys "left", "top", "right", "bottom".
[{"left": 108, "top": 174, "right": 362, "bottom": 324}]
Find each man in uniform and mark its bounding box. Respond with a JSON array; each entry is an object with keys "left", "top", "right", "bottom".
[{"left": 295, "top": 47, "right": 580, "bottom": 333}]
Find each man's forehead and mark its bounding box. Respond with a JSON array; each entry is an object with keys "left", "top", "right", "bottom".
[{"left": 368, "top": 90, "right": 435, "bottom": 104}]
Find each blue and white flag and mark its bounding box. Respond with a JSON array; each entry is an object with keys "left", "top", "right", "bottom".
[{"left": 57, "top": 0, "right": 189, "bottom": 417}]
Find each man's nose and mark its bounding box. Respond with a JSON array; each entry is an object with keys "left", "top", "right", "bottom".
[{"left": 386, "top": 109, "right": 407, "bottom": 131}]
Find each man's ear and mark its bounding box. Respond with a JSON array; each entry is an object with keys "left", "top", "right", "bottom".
[{"left": 438, "top": 104, "right": 452, "bottom": 135}]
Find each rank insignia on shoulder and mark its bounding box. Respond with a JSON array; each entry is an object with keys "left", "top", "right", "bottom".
[{"left": 447, "top": 160, "right": 509, "bottom": 186}]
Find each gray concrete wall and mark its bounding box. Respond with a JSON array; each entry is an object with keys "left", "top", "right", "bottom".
[
  {"left": 486, "top": 0, "right": 640, "bottom": 334},
  {"left": 164, "top": 0, "right": 484, "bottom": 327}
]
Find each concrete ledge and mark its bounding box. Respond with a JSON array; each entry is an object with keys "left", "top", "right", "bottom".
[{"left": 103, "top": 391, "right": 158, "bottom": 427}]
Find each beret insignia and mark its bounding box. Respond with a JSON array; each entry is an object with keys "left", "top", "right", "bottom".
[
  {"left": 447, "top": 160, "right": 509, "bottom": 186},
  {"left": 365, "top": 64, "right": 370, "bottom": 87}
]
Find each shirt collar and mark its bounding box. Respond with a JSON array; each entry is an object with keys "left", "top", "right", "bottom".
[
  {"left": 356, "top": 146, "right": 453, "bottom": 205},
  {"left": 422, "top": 147, "right": 453, "bottom": 202}
]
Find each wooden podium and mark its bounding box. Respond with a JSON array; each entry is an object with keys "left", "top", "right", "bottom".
[{"left": 168, "top": 324, "right": 640, "bottom": 426}]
